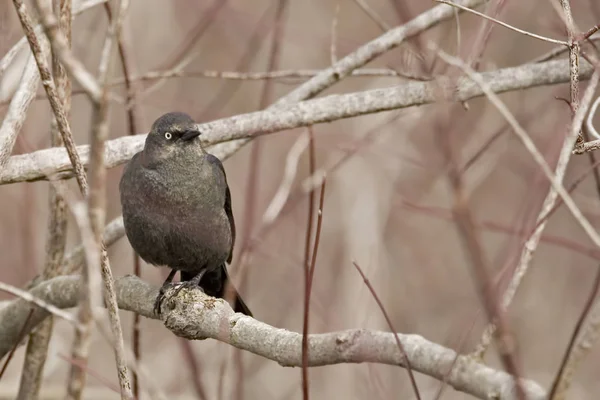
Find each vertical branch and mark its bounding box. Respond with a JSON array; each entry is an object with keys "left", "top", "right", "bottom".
[
  {"left": 301, "top": 128, "right": 316, "bottom": 400},
  {"left": 560, "top": 0, "right": 583, "bottom": 148},
  {"left": 104, "top": 2, "right": 142, "bottom": 397},
  {"left": 17, "top": 1, "right": 71, "bottom": 398},
  {"left": 302, "top": 173, "right": 326, "bottom": 400}
]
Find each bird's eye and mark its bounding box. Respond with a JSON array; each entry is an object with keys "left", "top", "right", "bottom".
[{"left": 164, "top": 132, "right": 172, "bottom": 140}]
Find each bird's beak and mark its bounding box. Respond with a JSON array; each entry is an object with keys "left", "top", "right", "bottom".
[{"left": 181, "top": 130, "right": 201, "bottom": 141}]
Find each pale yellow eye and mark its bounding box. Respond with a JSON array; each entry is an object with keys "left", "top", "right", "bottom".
[{"left": 164, "top": 132, "right": 172, "bottom": 140}]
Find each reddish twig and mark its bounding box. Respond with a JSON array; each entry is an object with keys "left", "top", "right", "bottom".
[
  {"left": 301, "top": 128, "right": 317, "bottom": 400},
  {"left": 302, "top": 175, "right": 326, "bottom": 400},
  {"left": 351, "top": 261, "right": 421, "bottom": 400},
  {"left": 441, "top": 123, "right": 526, "bottom": 400}
]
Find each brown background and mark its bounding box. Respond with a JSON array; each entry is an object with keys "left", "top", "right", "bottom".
[{"left": 1, "top": 0, "right": 600, "bottom": 398}]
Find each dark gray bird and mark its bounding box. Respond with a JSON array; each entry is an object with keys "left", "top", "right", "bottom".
[{"left": 119, "top": 112, "right": 252, "bottom": 316}]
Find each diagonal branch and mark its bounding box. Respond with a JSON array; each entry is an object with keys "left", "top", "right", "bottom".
[{"left": 0, "top": 58, "right": 594, "bottom": 186}]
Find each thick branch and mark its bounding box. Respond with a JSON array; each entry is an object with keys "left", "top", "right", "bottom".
[
  {"left": 0, "top": 59, "right": 593, "bottom": 185},
  {"left": 0, "top": 275, "right": 546, "bottom": 400}
]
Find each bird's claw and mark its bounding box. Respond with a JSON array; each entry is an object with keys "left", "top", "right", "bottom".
[
  {"left": 171, "top": 280, "right": 204, "bottom": 299},
  {"left": 154, "top": 281, "right": 206, "bottom": 316}
]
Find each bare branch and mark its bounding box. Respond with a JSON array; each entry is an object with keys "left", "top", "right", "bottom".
[
  {"left": 0, "top": 275, "right": 548, "bottom": 400},
  {"left": 0, "top": 58, "right": 594, "bottom": 186}
]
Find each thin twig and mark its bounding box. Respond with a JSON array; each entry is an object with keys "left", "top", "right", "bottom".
[
  {"left": 0, "top": 282, "right": 80, "bottom": 326},
  {"left": 352, "top": 261, "right": 422, "bottom": 400},
  {"left": 436, "top": 0, "right": 568, "bottom": 45},
  {"left": 301, "top": 128, "right": 317, "bottom": 400}
]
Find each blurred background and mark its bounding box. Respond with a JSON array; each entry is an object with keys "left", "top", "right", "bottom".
[{"left": 1, "top": 0, "right": 600, "bottom": 398}]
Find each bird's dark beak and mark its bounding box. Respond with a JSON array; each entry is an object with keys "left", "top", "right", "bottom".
[{"left": 181, "top": 130, "right": 201, "bottom": 141}]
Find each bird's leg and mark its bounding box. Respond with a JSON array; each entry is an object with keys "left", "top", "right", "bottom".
[
  {"left": 171, "top": 269, "right": 207, "bottom": 299},
  {"left": 153, "top": 269, "right": 178, "bottom": 316}
]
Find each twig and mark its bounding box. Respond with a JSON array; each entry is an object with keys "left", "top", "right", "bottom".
[
  {"left": 0, "top": 282, "right": 80, "bottom": 325},
  {"left": 301, "top": 143, "right": 321, "bottom": 400},
  {"left": 352, "top": 262, "right": 422, "bottom": 400},
  {"left": 559, "top": 0, "right": 584, "bottom": 149},
  {"left": 350, "top": 0, "right": 391, "bottom": 31},
  {"left": 438, "top": 0, "right": 568, "bottom": 45},
  {"left": 0, "top": 275, "right": 549, "bottom": 400},
  {"left": 532, "top": 33, "right": 600, "bottom": 63}
]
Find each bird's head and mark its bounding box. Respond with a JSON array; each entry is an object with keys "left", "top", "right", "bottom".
[{"left": 142, "top": 112, "right": 203, "bottom": 166}]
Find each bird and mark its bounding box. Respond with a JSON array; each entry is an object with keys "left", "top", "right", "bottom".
[{"left": 119, "top": 111, "right": 252, "bottom": 317}]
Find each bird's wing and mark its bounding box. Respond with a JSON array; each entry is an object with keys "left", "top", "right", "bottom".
[{"left": 206, "top": 153, "right": 236, "bottom": 263}]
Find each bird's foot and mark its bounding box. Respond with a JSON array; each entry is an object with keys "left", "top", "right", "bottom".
[
  {"left": 153, "top": 284, "right": 172, "bottom": 316},
  {"left": 171, "top": 280, "right": 205, "bottom": 300}
]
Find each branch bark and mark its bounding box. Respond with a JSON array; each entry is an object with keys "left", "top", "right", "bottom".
[
  {"left": 0, "top": 275, "right": 547, "bottom": 400},
  {"left": 0, "top": 58, "right": 593, "bottom": 186}
]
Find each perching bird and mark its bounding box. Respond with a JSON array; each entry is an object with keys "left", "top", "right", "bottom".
[{"left": 119, "top": 112, "right": 252, "bottom": 317}]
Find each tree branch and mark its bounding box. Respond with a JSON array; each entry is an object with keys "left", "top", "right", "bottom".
[
  {"left": 0, "top": 275, "right": 547, "bottom": 400},
  {"left": 0, "top": 58, "right": 594, "bottom": 186}
]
